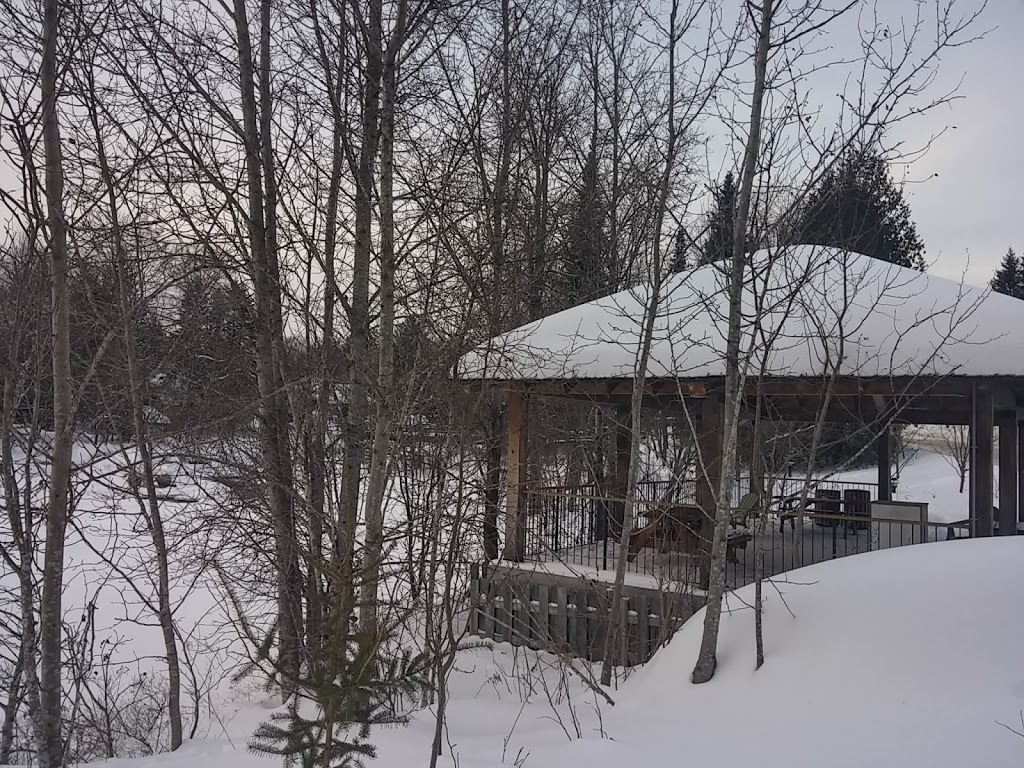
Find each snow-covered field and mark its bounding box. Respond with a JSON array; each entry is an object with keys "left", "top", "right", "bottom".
[
  {"left": 72, "top": 531, "right": 1024, "bottom": 768},
  {"left": 5, "top": 443, "right": 1020, "bottom": 767},
  {"left": 531, "top": 537, "right": 1024, "bottom": 768}
]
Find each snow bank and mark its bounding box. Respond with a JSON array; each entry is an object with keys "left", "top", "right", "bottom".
[
  {"left": 38, "top": 537, "right": 1024, "bottom": 768},
  {"left": 532, "top": 538, "right": 1024, "bottom": 768}
]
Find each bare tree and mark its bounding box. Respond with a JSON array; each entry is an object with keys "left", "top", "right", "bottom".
[
  {"left": 599, "top": 0, "right": 688, "bottom": 688},
  {"left": 38, "top": 0, "right": 73, "bottom": 757},
  {"left": 230, "top": 0, "right": 303, "bottom": 693},
  {"left": 938, "top": 426, "right": 969, "bottom": 493},
  {"left": 692, "top": 0, "right": 775, "bottom": 685},
  {"left": 691, "top": 0, "right": 985, "bottom": 683}
]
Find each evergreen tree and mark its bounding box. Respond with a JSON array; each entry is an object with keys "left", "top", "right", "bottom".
[
  {"left": 245, "top": 613, "right": 429, "bottom": 768},
  {"left": 788, "top": 147, "right": 925, "bottom": 269},
  {"left": 785, "top": 148, "right": 926, "bottom": 470},
  {"left": 169, "top": 269, "right": 258, "bottom": 432},
  {"left": 562, "top": 146, "right": 611, "bottom": 305},
  {"left": 990, "top": 248, "right": 1024, "bottom": 299},
  {"left": 669, "top": 224, "right": 694, "bottom": 272},
  {"left": 700, "top": 171, "right": 738, "bottom": 265}
]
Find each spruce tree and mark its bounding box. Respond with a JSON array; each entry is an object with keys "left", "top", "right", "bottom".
[
  {"left": 785, "top": 147, "right": 926, "bottom": 470},
  {"left": 789, "top": 147, "right": 925, "bottom": 269},
  {"left": 244, "top": 606, "right": 429, "bottom": 768},
  {"left": 669, "top": 224, "right": 693, "bottom": 272},
  {"left": 562, "top": 146, "right": 611, "bottom": 305},
  {"left": 700, "top": 172, "right": 738, "bottom": 265},
  {"left": 990, "top": 248, "right": 1024, "bottom": 299}
]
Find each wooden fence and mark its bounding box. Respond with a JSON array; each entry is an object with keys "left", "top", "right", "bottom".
[{"left": 468, "top": 565, "right": 701, "bottom": 666}]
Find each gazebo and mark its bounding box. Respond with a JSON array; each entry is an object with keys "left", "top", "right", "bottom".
[
  {"left": 457, "top": 246, "right": 1024, "bottom": 662},
  {"left": 461, "top": 245, "right": 1024, "bottom": 549}
]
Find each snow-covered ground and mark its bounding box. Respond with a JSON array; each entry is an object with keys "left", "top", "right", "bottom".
[
  {"left": 5, "top": 443, "right": 1020, "bottom": 767},
  {"left": 530, "top": 537, "right": 1024, "bottom": 768},
  {"left": 63, "top": 532, "right": 1024, "bottom": 768}
]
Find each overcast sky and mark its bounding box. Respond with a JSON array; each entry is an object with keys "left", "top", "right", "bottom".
[{"left": 895, "top": 0, "right": 1024, "bottom": 284}]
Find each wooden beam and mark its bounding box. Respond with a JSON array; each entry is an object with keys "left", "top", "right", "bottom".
[
  {"left": 503, "top": 391, "right": 528, "bottom": 561},
  {"left": 877, "top": 428, "right": 892, "bottom": 502},
  {"left": 998, "top": 416, "right": 1018, "bottom": 535},
  {"left": 468, "top": 377, "right": 1024, "bottom": 410},
  {"left": 517, "top": 378, "right": 708, "bottom": 399},
  {"left": 755, "top": 408, "right": 971, "bottom": 426},
  {"left": 745, "top": 376, "right": 992, "bottom": 399},
  {"left": 972, "top": 386, "right": 994, "bottom": 537}
]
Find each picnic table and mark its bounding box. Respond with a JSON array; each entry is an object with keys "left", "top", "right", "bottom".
[{"left": 772, "top": 489, "right": 872, "bottom": 532}]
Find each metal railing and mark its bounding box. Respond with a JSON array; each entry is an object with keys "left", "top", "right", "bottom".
[
  {"left": 525, "top": 479, "right": 694, "bottom": 572},
  {"left": 522, "top": 481, "right": 964, "bottom": 590}
]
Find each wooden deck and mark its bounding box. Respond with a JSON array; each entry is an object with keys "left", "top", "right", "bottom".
[{"left": 470, "top": 510, "right": 965, "bottom": 666}]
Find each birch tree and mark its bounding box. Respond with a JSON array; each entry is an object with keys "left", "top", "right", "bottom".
[
  {"left": 690, "top": 0, "right": 775, "bottom": 685},
  {"left": 38, "top": 0, "right": 73, "bottom": 757},
  {"left": 691, "top": 0, "right": 985, "bottom": 683}
]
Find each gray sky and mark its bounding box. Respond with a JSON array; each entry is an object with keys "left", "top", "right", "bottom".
[{"left": 896, "top": 0, "right": 1024, "bottom": 284}]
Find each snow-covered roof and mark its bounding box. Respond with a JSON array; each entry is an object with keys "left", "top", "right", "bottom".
[{"left": 459, "top": 246, "right": 1024, "bottom": 382}]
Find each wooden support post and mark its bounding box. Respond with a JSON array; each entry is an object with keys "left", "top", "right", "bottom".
[
  {"left": 611, "top": 408, "right": 632, "bottom": 539},
  {"left": 969, "top": 419, "right": 975, "bottom": 519},
  {"left": 1018, "top": 420, "right": 1024, "bottom": 525},
  {"left": 696, "top": 395, "right": 722, "bottom": 516},
  {"left": 483, "top": 409, "right": 502, "bottom": 562},
  {"left": 877, "top": 428, "right": 892, "bottom": 502},
  {"left": 696, "top": 394, "right": 722, "bottom": 589},
  {"left": 998, "top": 415, "right": 1017, "bottom": 535},
  {"left": 750, "top": 412, "right": 766, "bottom": 501},
  {"left": 503, "top": 391, "right": 528, "bottom": 561},
  {"left": 972, "top": 387, "right": 994, "bottom": 537}
]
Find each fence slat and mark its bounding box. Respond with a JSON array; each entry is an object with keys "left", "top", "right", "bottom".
[
  {"left": 635, "top": 594, "right": 651, "bottom": 662},
  {"left": 468, "top": 574, "right": 480, "bottom": 636},
  {"left": 588, "top": 590, "right": 604, "bottom": 663},
  {"left": 553, "top": 587, "right": 568, "bottom": 652},
  {"left": 510, "top": 584, "right": 525, "bottom": 647},
  {"left": 501, "top": 583, "right": 515, "bottom": 643},
  {"left": 534, "top": 584, "right": 549, "bottom": 647},
  {"left": 618, "top": 597, "right": 628, "bottom": 667},
  {"left": 479, "top": 578, "right": 494, "bottom": 640}
]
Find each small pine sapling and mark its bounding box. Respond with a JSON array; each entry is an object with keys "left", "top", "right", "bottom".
[{"left": 246, "top": 614, "right": 430, "bottom": 768}]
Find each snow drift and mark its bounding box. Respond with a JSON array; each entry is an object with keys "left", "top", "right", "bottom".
[{"left": 531, "top": 537, "right": 1024, "bottom": 768}]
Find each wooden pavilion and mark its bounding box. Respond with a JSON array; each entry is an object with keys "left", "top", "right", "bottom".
[{"left": 460, "top": 246, "right": 1024, "bottom": 565}]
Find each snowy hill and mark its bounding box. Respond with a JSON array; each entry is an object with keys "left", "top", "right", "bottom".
[{"left": 531, "top": 537, "right": 1024, "bottom": 768}]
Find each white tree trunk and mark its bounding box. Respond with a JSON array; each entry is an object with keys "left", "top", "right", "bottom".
[{"left": 692, "top": 0, "right": 774, "bottom": 685}]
